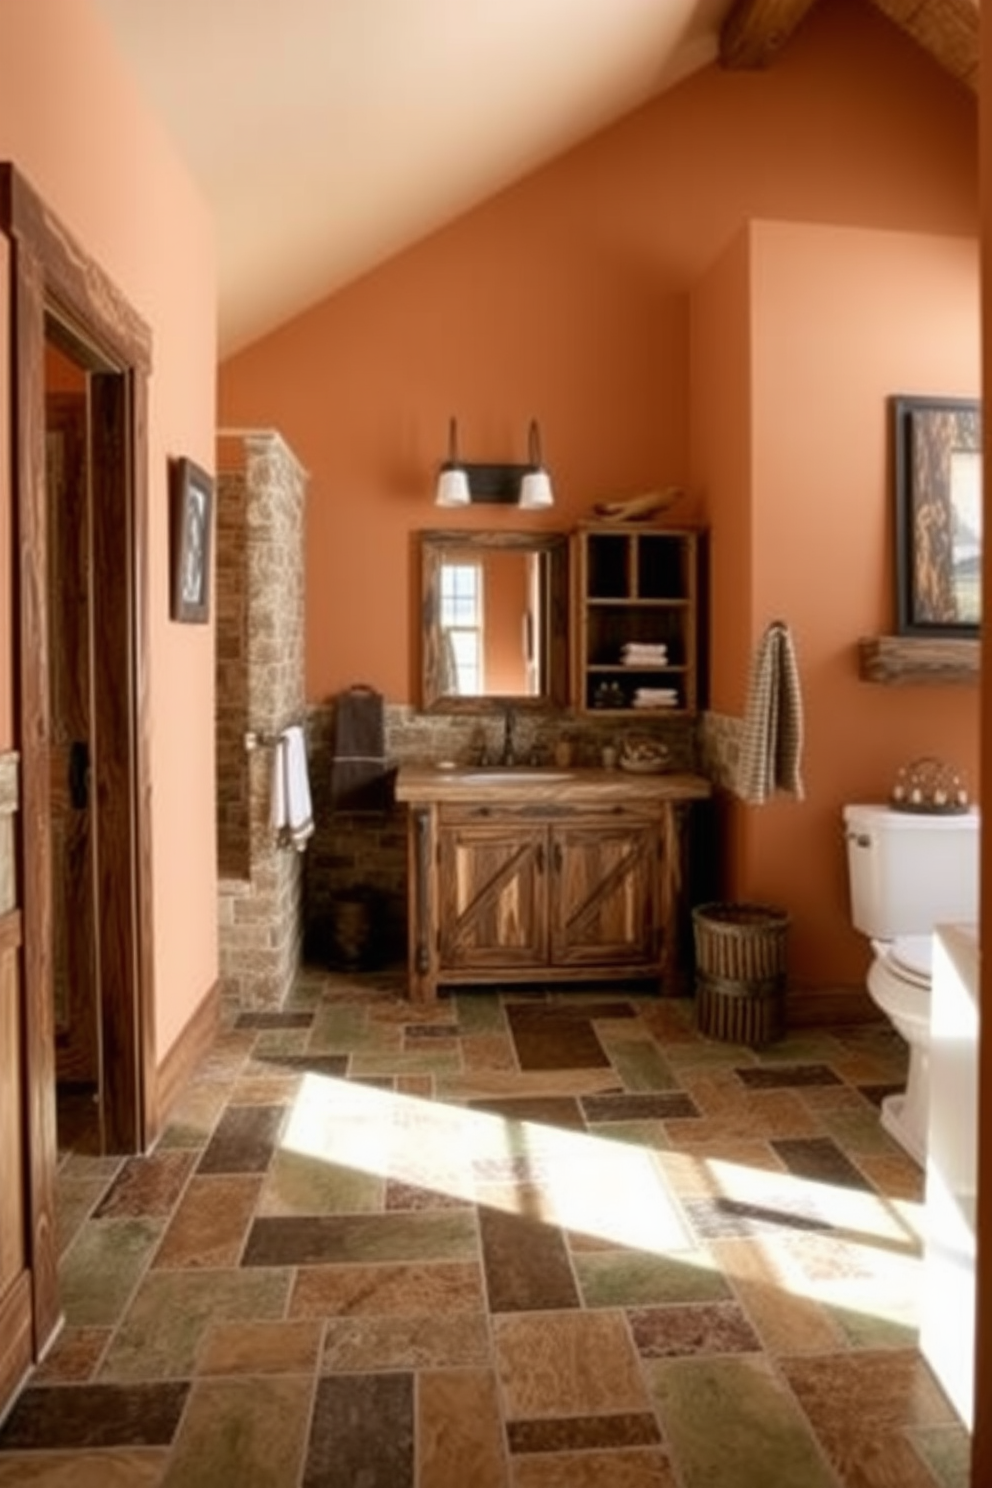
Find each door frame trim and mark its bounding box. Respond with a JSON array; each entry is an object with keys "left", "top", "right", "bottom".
[{"left": 1, "top": 160, "right": 155, "bottom": 1352}]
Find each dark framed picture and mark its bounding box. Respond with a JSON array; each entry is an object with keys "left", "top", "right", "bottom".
[
  {"left": 169, "top": 456, "right": 213, "bottom": 623},
  {"left": 892, "top": 394, "right": 982, "bottom": 637}
]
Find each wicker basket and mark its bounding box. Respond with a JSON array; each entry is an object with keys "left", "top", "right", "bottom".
[{"left": 692, "top": 902, "right": 789, "bottom": 1047}]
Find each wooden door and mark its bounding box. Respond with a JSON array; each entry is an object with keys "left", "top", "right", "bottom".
[
  {"left": 437, "top": 821, "right": 548, "bottom": 971},
  {"left": 0, "top": 908, "right": 33, "bottom": 1418},
  {"left": 46, "top": 391, "right": 99, "bottom": 1086},
  {"left": 550, "top": 819, "right": 659, "bottom": 967}
]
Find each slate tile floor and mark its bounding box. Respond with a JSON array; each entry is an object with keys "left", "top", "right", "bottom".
[{"left": 0, "top": 969, "right": 972, "bottom": 1487}]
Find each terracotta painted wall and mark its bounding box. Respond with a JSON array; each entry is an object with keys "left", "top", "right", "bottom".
[
  {"left": 218, "top": 0, "right": 977, "bottom": 988},
  {"left": 694, "top": 221, "right": 980, "bottom": 990},
  {"left": 0, "top": 0, "right": 218, "bottom": 1061}
]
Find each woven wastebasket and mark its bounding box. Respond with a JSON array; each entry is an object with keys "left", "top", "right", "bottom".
[{"left": 692, "top": 902, "right": 789, "bottom": 1046}]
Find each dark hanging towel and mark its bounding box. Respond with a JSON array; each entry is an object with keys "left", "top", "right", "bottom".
[{"left": 329, "top": 685, "right": 392, "bottom": 812}]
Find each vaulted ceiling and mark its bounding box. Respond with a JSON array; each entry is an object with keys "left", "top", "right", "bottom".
[{"left": 92, "top": 0, "right": 978, "bottom": 356}]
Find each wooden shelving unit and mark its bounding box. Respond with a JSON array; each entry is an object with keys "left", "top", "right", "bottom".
[{"left": 572, "top": 523, "right": 703, "bottom": 717}]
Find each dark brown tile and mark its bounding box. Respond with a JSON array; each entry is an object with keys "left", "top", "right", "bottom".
[
  {"left": 304, "top": 1374, "right": 414, "bottom": 1488},
  {"left": 627, "top": 1302, "right": 762, "bottom": 1357},
  {"left": 197, "top": 1104, "right": 286, "bottom": 1174},
  {"left": 507, "top": 1013, "right": 611, "bottom": 1072},
  {"left": 735, "top": 1064, "right": 842, "bottom": 1090},
  {"left": 477, "top": 1204, "right": 580, "bottom": 1313},
  {"left": 507, "top": 1412, "right": 661, "bottom": 1454},
  {"left": 468, "top": 1095, "right": 586, "bottom": 1131},
  {"left": 507, "top": 1000, "right": 637, "bottom": 1023},
  {"left": 404, "top": 1023, "right": 460, "bottom": 1040},
  {"left": 94, "top": 1149, "right": 196, "bottom": 1218},
  {"left": 581, "top": 1091, "right": 699, "bottom": 1123},
  {"left": 0, "top": 1382, "right": 188, "bottom": 1450},
  {"left": 771, "top": 1136, "right": 874, "bottom": 1191}
]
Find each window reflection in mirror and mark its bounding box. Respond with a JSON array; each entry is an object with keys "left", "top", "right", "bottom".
[{"left": 421, "top": 530, "right": 568, "bottom": 712}]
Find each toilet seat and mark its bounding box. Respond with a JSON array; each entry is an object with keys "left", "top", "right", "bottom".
[{"left": 871, "top": 934, "right": 932, "bottom": 989}]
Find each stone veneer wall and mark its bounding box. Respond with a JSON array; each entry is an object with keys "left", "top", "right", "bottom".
[
  {"left": 215, "top": 431, "right": 308, "bottom": 1010},
  {"left": 303, "top": 701, "right": 701, "bottom": 970}
]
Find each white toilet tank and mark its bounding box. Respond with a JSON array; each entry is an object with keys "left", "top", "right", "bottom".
[{"left": 843, "top": 802, "right": 980, "bottom": 939}]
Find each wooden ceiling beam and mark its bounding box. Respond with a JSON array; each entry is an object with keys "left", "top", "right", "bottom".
[
  {"left": 865, "top": 0, "right": 978, "bottom": 93},
  {"left": 720, "top": 0, "right": 821, "bottom": 68}
]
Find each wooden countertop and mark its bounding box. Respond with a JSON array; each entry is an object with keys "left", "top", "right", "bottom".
[{"left": 394, "top": 764, "right": 712, "bottom": 806}]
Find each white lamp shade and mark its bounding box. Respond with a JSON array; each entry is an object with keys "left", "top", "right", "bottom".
[
  {"left": 518, "top": 468, "right": 554, "bottom": 510},
  {"left": 436, "top": 466, "right": 471, "bottom": 508}
]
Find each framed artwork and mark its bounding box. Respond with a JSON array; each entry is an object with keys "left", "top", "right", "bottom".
[
  {"left": 169, "top": 456, "right": 213, "bottom": 623},
  {"left": 892, "top": 394, "right": 982, "bottom": 637}
]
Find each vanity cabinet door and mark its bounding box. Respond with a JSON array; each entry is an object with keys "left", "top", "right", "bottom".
[
  {"left": 550, "top": 819, "right": 659, "bottom": 968},
  {"left": 437, "top": 821, "right": 548, "bottom": 971}
]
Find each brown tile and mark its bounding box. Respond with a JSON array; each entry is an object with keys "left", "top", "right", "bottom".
[
  {"left": 477, "top": 1204, "right": 580, "bottom": 1313},
  {"left": 197, "top": 1319, "right": 322, "bottom": 1375},
  {"left": 418, "top": 1369, "right": 506, "bottom": 1488},
  {"left": 304, "top": 1374, "right": 414, "bottom": 1488},
  {"left": 323, "top": 1314, "right": 491, "bottom": 1371},
  {"left": 0, "top": 1382, "right": 188, "bottom": 1450},
  {"left": 735, "top": 1064, "right": 842, "bottom": 1090},
  {"left": 507, "top": 1413, "right": 661, "bottom": 1453},
  {"left": 196, "top": 1103, "right": 286, "bottom": 1174},
  {"left": 94, "top": 1150, "right": 196, "bottom": 1218},
  {"left": 153, "top": 1174, "right": 262, "bottom": 1268},
  {"left": 495, "top": 1311, "right": 649, "bottom": 1418},
  {"left": 291, "top": 1260, "right": 485, "bottom": 1319},
  {"left": 385, "top": 1179, "right": 472, "bottom": 1210},
  {"left": 0, "top": 1452, "right": 169, "bottom": 1486},
  {"left": 627, "top": 1301, "right": 762, "bottom": 1357},
  {"left": 510, "top": 1448, "right": 679, "bottom": 1487},
  {"left": 506, "top": 1010, "right": 611, "bottom": 1071},
  {"left": 32, "top": 1327, "right": 111, "bottom": 1384},
  {"left": 468, "top": 1094, "right": 587, "bottom": 1130}
]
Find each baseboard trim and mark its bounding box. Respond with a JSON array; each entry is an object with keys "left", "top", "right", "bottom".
[
  {"left": 786, "top": 983, "right": 878, "bottom": 1027},
  {"left": 154, "top": 980, "right": 221, "bottom": 1135}
]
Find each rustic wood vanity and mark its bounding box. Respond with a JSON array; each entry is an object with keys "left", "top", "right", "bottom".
[{"left": 394, "top": 765, "right": 711, "bottom": 1002}]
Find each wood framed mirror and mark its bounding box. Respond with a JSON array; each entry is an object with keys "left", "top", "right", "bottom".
[{"left": 420, "top": 530, "right": 569, "bottom": 712}]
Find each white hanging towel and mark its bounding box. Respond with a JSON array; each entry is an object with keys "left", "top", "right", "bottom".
[
  {"left": 270, "top": 724, "right": 314, "bottom": 851},
  {"left": 736, "top": 620, "right": 805, "bottom": 805}
]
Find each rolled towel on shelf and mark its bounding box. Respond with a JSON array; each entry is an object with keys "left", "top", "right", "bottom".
[{"left": 270, "top": 724, "right": 314, "bottom": 852}]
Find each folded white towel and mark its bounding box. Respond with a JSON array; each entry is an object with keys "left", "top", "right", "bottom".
[{"left": 271, "top": 724, "right": 314, "bottom": 851}]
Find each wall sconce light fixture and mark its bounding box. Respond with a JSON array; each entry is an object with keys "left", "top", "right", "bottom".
[
  {"left": 435, "top": 416, "right": 471, "bottom": 508},
  {"left": 434, "top": 417, "right": 554, "bottom": 509}
]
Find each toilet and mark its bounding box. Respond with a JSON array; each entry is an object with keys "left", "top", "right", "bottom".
[{"left": 843, "top": 802, "right": 979, "bottom": 1164}]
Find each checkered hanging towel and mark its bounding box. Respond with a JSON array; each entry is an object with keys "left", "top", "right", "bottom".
[{"left": 736, "top": 620, "right": 805, "bottom": 805}]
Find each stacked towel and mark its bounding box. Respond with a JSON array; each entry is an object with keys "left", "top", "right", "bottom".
[
  {"left": 329, "top": 685, "right": 393, "bottom": 812},
  {"left": 633, "top": 687, "right": 679, "bottom": 709},
  {"left": 270, "top": 724, "right": 314, "bottom": 852},
  {"left": 736, "top": 621, "right": 805, "bottom": 805},
  {"left": 621, "top": 641, "right": 669, "bottom": 666}
]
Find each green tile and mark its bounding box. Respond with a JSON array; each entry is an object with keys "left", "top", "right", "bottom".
[
  {"left": 100, "top": 1268, "right": 290, "bottom": 1380},
  {"left": 906, "top": 1425, "right": 972, "bottom": 1488},
  {"left": 161, "top": 1376, "right": 310, "bottom": 1488},
  {"left": 306, "top": 1004, "right": 376, "bottom": 1050},
  {"left": 598, "top": 1033, "right": 679, "bottom": 1091},
  {"left": 574, "top": 1250, "right": 729, "bottom": 1308},
  {"left": 586, "top": 1119, "right": 671, "bottom": 1149},
  {"left": 258, "top": 1149, "right": 386, "bottom": 1216},
  {"left": 60, "top": 1217, "right": 164, "bottom": 1327},
  {"left": 454, "top": 994, "right": 508, "bottom": 1035},
  {"left": 645, "top": 1355, "right": 839, "bottom": 1488}
]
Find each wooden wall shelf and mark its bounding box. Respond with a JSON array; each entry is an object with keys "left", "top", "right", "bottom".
[{"left": 858, "top": 635, "right": 980, "bottom": 685}]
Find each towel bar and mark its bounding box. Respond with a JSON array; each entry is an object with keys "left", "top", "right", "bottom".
[{"left": 244, "top": 724, "right": 305, "bottom": 752}]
